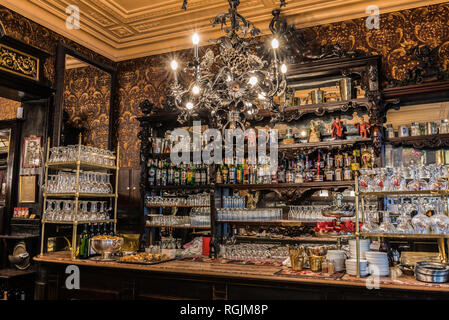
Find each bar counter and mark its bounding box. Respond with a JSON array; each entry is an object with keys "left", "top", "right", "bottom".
[{"left": 34, "top": 252, "right": 449, "bottom": 300}]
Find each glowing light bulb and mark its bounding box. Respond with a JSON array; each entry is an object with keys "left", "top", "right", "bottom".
[
  {"left": 192, "top": 85, "right": 200, "bottom": 95},
  {"left": 186, "top": 102, "right": 194, "bottom": 110},
  {"left": 300, "top": 130, "right": 307, "bottom": 137},
  {"left": 258, "top": 92, "right": 266, "bottom": 100},
  {"left": 170, "top": 60, "right": 178, "bottom": 70},
  {"left": 248, "top": 109, "right": 253, "bottom": 115},
  {"left": 227, "top": 75, "right": 232, "bottom": 82},
  {"left": 249, "top": 76, "right": 258, "bottom": 86},
  {"left": 271, "top": 38, "right": 279, "bottom": 49},
  {"left": 192, "top": 33, "right": 200, "bottom": 45},
  {"left": 281, "top": 63, "right": 287, "bottom": 74}
]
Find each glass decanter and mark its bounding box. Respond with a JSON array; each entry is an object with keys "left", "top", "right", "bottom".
[
  {"left": 377, "top": 211, "right": 396, "bottom": 233},
  {"left": 391, "top": 167, "right": 406, "bottom": 191},
  {"left": 361, "top": 209, "right": 379, "bottom": 233},
  {"left": 411, "top": 200, "right": 431, "bottom": 233},
  {"left": 358, "top": 168, "right": 372, "bottom": 192},
  {"left": 428, "top": 165, "right": 448, "bottom": 191},
  {"left": 430, "top": 201, "right": 449, "bottom": 234},
  {"left": 395, "top": 203, "right": 414, "bottom": 234}
]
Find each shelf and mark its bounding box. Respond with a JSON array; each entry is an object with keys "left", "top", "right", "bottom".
[
  {"left": 279, "top": 138, "right": 372, "bottom": 156},
  {"left": 42, "top": 219, "right": 116, "bottom": 225},
  {"left": 217, "top": 220, "right": 304, "bottom": 226},
  {"left": 252, "top": 98, "right": 370, "bottom": 122},
  {"left": 146, "top": 185, "right": 212, "bottom": 191},
  {"left": 386, "top": 133, "right": 449, "bottom": 149},
  {"left": 44, "top": 192, "right": 117, "bottom": 198},
  {"left": 359, "top": 190, "right": 447, "bottom": 197},
  {"left": 236, "top": 235, "right": 350, "bottom": 243},
  {"left": 145, "top": 224, "right": 210, "bottom": 229},
  {"left": 216, "top": 181, "right": 354, "bottom": 190},
  {"left": 145, "top": 204, "right": 210, "bottom": 208},
  {"left": 46, "top": 161, "right": 117, "bottom": 171},
  {"left": 360, "top": 232, "right": 449, "bottom": 239}
]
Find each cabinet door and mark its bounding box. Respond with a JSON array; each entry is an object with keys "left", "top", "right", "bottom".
[
  {"left": 130, "top": 168, "right": 141, "bottom": 207},
  {"left": 118, "top": 168, "right": 131, "bottom": 201}
]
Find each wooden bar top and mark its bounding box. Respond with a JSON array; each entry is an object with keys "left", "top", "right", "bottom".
[{"left": 34, "top": 252, "right": 449, "bottom": 293}]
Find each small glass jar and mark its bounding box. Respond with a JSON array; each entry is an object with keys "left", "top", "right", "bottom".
[{"left": 386, "top": 124, "right": 395, "bottom": 138}]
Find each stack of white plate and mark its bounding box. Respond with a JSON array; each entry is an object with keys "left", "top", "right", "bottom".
[
  {"left": 348, "top": 239, "right": 370, "bottom": 259},
  {"left": 326, "top": 250, "right": 346, "bottom": 272},
  {"left": 365, "top": 251, "right": 390, "bottom": 276},
  {"left": 345, "top": 259, "right": 369, "bottom": 276}
]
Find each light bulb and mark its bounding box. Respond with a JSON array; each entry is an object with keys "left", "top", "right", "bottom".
[
  {"left": 192, "top": 84, "right": 200, "bottom": 95},
  {"left": 300, "top": 130, "right": 307, "bottom": 137},
  {"left": 281, "top": 63, "right": 287, "bottom": 74},
  {"left": 186, "top": 102, "right": 194, "bottom": 110},
  {"left": 248, "top": 109, "right": 253, "bottom": 115},
  {"left": 258, "top": 92, "right": 266, "bottom": 100},
  {"left": 271, "top": 38, "right": 279, "bottom": 49},
  {"left": 192, "top": 33, "right": 200, "bottom": 45},
  {"left": 249, "top": 76, "right": 258, "bottom": 86},
  {"left": 226, "top": 75, "right": 232, "bottom": 82},
  {"left": 170, "top": 60, "right": 178, "bottom": 70}
]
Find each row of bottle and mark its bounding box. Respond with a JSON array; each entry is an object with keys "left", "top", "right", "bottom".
[
  {"left": 147, "top": 159, "right": 210, "bottom": 186},
  {"left": 0, "top": 287, "right": 26, "bottom": 300},
  {"left": 215, "top": 147, "right": 374, "bottom": 184},
  {"left": 78, "top": 223, "right": 115, "bottom": 259}
]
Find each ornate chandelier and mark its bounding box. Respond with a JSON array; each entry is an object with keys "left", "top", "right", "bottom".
[{"left": 168, "top": 0, "right": 288, "bottom": 130}]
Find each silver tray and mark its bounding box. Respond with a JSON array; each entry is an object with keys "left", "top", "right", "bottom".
[{"left": 118, "top": 258, "right": 176, "bottom": 265}]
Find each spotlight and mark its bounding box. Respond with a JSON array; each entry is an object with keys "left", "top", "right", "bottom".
[
  {"left": 170, "top": 60, "right": 178, "bottom": 70},
  {"left": 249, "top": 76, "right": 258, "bottom": 86},
  {"left": 186, "top": 102, "right": 194, "bottom": 110},
  {"left": 192, "top": 33, "right": 200, "bottom": 45},
  {"left": 271, "top": 38, "right": 279, "bottom": 49}
]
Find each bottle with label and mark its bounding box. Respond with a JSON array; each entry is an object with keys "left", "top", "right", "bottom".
[
  {"left": 351, "top": 149, "right": 361, "bottom": 172},
  {"left": 236, "top": 162, "right": 243, "bottom": 184},
  {"left": 222, "top": 164, "right": 229, "bottom": 184},
  {"left": 155, "top": 160, "right": 162, "bottom": 186},
  {"left": 229, "top": 162, "right": 236, "bottom": 184},
  {"left": 216, "top": 165, "right": 223, "bottom": 184},
  {"left": 148, "top": 160, "right": 156, "bottom": 186},
  {"left": 161, "top": 161, "right": 168, "bottom": 186},
  {"left": 243, "top": 160, "right": 249, "bottom": 184},
  {"left": 168, "top": 163, "right": 174, "bottom": 185},
  {"left": 195, "top": 165, "right": 201, "bottom": 186}
]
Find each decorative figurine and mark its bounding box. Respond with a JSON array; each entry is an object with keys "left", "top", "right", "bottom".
[
  {"left": 331, "top": 117, "right": 344, "bottom": 139},
  {"left": 355, "top": 120, "right": 371, "bottom": 138},
  {"left": 308, "top": 120, "right": 321, "bottom": 143}
]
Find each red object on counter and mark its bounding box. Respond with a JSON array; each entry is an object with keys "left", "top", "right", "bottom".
[{"left": 202, "top": 237, "right": 211, "bottom": 256}]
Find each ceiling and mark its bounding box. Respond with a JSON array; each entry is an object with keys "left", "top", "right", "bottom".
[{"left": 0, "top": 0, "right": 446, "bottom": 61}]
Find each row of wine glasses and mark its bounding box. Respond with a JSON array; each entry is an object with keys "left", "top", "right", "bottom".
[
  {"left": 48, "top": 145, "right": 115, "bottom": 166},
  {"left": 361, "top": 198, "right": 449, "bottom": 234},
  {"left": 190, "top": 207, "right": 211, "bottom": 227},
  {"left": 220, "top": 243, "right": 289, "bottom": 260},
  {"left": 358, "top": 164, "right": 449, "bottom": 192},
  {"left": 46, "top": 172, "right": 113, "bottom": 194},
  {"left": 216, "top": 208, "right": 282, "bottom": 221},
  {"left": 44, "top": 200, "right": 111, "bottom": 222},
  {"left": 222, "top": 196, "right": 245, "bottom": 209},
  {"left": 145, "top": 193, "right": 210, "bottom": 206}
]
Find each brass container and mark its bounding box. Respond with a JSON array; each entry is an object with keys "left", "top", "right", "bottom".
[
  {"left": 309, "top": 255, "right": 325, "bottom": 272},
  {"left": 338, "top": 77, "right": 352, "bottom": 101},
  {"left": 118, "top": 233, "right": 140, "bottom": 253},
  {"left": 290, "top": 255, "right": 304, "bottom": 271}
]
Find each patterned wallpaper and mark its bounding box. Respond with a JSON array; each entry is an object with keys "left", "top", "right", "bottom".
[
  {"left": 116, "top": 2, "right": 449, "bottom": 167},
  {"left": 63, "top": 66, "right": 111, "bottom": 149},
  {"left": 1, "top": 3, "right": 449, "bottom": 167},
  {"left": 0, "top": 97, "right": 20, "bottom": 120}
]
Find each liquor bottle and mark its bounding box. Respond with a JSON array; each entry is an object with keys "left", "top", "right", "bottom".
[
  {"left": 351, "top": 149, "right": 361, "bottom": 172},
  {"left": 148, "top": 159, "right": 156, "bottom": 186},
  {"left": 222, "top": 164, "right": 229, "bottom": 184},
  {"left": 88, "top": 224, "right": 95, "bottom": 257},
  {"left": 187, "top": 163, "right": 193, "bottom": 185},
  {"left": 195, "top": 165, "right": 201, "bottom": 185},
  {"left": 102, "top": 223, "right": 108, "bottom": 235},
  {"left": 201, "top": 165, "right": 207, "bottom": 185},
  {"left": 216, "top": 165, "right": 223, "bottom": 184},
  {"left": 168, "top": 163, "right": 174, "bottom": 185},
  {"left": 109, "top": 223, "right": 115, "bottom": 236},
  {"left": 343, "top": 152, "right": 352, "bottom": 181},
  {"left": 79, "top": 225, "right": 88, "bottom": 259},
  {"left": 181, "top": 164, "right": 187, "bottom": 185},
  {"left": 155, "top": 160, "right": 162, "bottom": 186},
  {"left": 236, "top": 162, "right": 243, "bottom": 184},
  {"left": 161, "top": 161, "right": 168, "bottom": 186},
  {"left": 229, "top": 162, "right": 236, "bottom": 184},
  {"left": 174, "top": 164, "right": 181, "bottom": 185},
  {"left": 243, "top": 160, "right": 249, "bottom": 184}
]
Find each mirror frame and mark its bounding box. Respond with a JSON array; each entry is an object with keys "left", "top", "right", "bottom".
[{"left": 52, "top": 42, "right": 117, "bottom": 150}]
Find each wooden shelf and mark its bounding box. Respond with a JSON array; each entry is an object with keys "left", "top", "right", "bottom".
[
  {"left": 42, "top": 219, "right": 116, "bottom": 225},
  {"left": 217, "top": 220, "right": 304, "bottom": 226},
  {"left": 360, "top": 232, "right": 449, "bottom": 239},
  {"left": 385, "top": 133, "right": 449, "bottom": 149},
  {"left": 145, "top": 224, "right": 210, "bottom": 229},
  {"left": 279, "top": 138, "right": 372, "bottom": 157},
  {"left": 46, "top": 161, "right": 117, "bottom": 171},
  {"left": 216, "top": 181, "right": 354, "bottom": 190},
  {"left": 359, "top": 190, "right": 447, "bottom": 197},
  {"left": 236, "top": 235, "right": 349, "bottom": 243},
  {"left": 146, "top": 185, "right": 212, "bottom": 191},
  {"left": 145, "top": 204, "right": 210, "bottom": 208},
  {"left": 44, "top": 192, "right": 117, "bottom": 198}
]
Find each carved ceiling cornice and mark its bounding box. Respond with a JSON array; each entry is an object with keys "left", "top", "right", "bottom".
[{"left": 0, "top": 0, "right": 447, "bottom": 61}]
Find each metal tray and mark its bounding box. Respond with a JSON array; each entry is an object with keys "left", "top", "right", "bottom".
[{"left": 118, "top": 258, "right": 176, "bottom": 265}]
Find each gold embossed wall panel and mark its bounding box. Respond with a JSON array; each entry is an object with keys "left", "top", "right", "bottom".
[
  {"left": 0, "top": 97, "right": 19, "bottom": 120},
  {"left": 116, "top": 2, "right": 449, "bottom": 167},
  {"left": 63, "top": 66, "right": 111, "bottom": 149}
]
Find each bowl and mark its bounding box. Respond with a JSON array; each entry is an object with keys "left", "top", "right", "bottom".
[{"left": 91, "top": 237, "right": 124, "bottom": 260}]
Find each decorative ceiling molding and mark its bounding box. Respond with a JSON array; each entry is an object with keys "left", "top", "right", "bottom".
[{"left": 0, "top": 0, "right": 447, "bottom": 61}]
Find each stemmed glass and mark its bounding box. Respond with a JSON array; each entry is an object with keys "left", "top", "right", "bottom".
[
  {"left": 411, "top": 199, "right": 431, "bottom": 233},
  {"left": 430, "top": 200, "right": 449, "bottom": 234}
]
